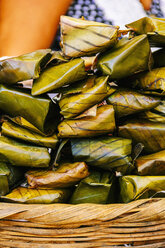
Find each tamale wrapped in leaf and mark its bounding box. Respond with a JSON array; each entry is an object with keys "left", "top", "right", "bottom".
[
  {"left": 120, "top": 175, "right": 165, "bottom": 203},
  {"left": 135, "top": 150, "right": 165, "bottom": 176},
  {"left": 106, "top": 88, "right": 160, "bottom": 118},
  {"left": 0, "top": 162, "right": 24, "bottom": 196},
  {"left": 26, "top": 162, "right": 89, "bottom": 188},
  {"left": 97, "top": 35, "right": 152, "bottom": 80},
  {"left": 71, "top": 136, "right": 133, "bottom": 174},
  {"left": 32, "top": 58, "right": 87, "bottom": 95},
  {"left": 153, "top": 48, "right": 165, "bottom": 68},
  {"left": 60, "top": 15, "right": 119, "bottom": 57},
  {"left": 70, "top": 170, "right": 116, "bottom": 204},
  {"left": 0, "top": 49, "right": 52, "bottom": 84},
  {"left": 138, "top": 100, "right": 165, "bottom": 123},
  {"left": 0, "top": 136, "right": 50, "bottom": 167},
  {"left": 130, "top": 67, "right": 165, "bottom": 95},
  {"left": 0, "top": 84, "right": 60, "bottom": 134},
  {"left": 58, "top": 105, "right": 115, "bottom": 138},
  {"left": 126, "top": 17, "right": 165, "bottom": 47},
  {"left": 1, "top": 187, "right": 71, "bottom": 204},
  {"left": 118, "top": 120, "right": 165, "bottom": 153},
  {"left": 1, "top": 120, "right": 58, "bottom": 149},
  {"left": 59, "top": 76, "right": 112, "bottom": 118}
]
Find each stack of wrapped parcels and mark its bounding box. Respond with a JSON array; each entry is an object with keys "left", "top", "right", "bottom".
[{"left": 0, "top": 16, "right": 165, "bottom": 204}]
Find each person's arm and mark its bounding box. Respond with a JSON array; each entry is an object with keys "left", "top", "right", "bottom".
[
  {"left": 140, "top": 0, "right": 152, "bottom": 10},
  {"left": 0, "top": 0, "right": 72, "bottom": 56}
]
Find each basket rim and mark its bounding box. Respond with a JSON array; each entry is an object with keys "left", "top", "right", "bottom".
[{"left": 0, "top": 198, "right": 164, "bottom": 224}]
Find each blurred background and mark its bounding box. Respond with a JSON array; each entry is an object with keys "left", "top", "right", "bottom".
[{"left": 0, "top": 0, "right": 164, "bottom": 57}]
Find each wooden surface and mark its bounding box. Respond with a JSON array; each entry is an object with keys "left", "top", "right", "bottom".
[{"left": 0, "top": 198, "right": 165, "bottom": 247}]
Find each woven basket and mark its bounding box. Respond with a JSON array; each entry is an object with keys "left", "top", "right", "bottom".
[{"left": 0, "top": 198, "right": 165, "bottom": 247}]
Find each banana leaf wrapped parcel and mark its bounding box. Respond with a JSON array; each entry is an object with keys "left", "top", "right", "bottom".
[
  {"left": 0, "top": 136, "right": 50, "bottom": 168},
  {"left": 130, "top": 67, "right": 165, "bottom": 95},
  {"left": 1, "top": 120, "right": 59, "bottom": 149},
  {"left": 71, "top": 136, "right": 133, "bottom": 174},
  {"left": 120, "top": 175, "right": 165, "bottom": 203},
  {"left": 0, "top": 163, "right": 24, "bottom": 196},
  {"left": 1, "top": 187, "right": 71, "bottom": 204},
  {"left": 70, "top": 170, "right": 116, "bottom": 204},
  {"left": 119, "top": 120, "right": 165, "bottom": 154},
  {"left": 0, "top": 84, "right": 60, "bottom": 134},
  {"left": 0, "top": 49, "right": 52, "bottom": 84},
  {"left": 26, "top": 162, "right": 89, "bottom": 188},
  {"left": 60, "top": 15, "right": 119, "bottom": 57},
  {"left": 97, "top": 35, "right": 152, "bottom": 80},
  {"left": 126, "top": 17, "right": 165, "bottom": 47},
  {"left": 58, "top": 105, "right": 115, "bottom": 138},
  {"left": 32, "top": 58, "right": 87, "bottom": 95},
  {"left": 59, "top": 76, "right": 112, "bottom": 119},
  {"left": 135, "top": 150, "right": 165, "bottom": 176},
  {"left": 106, "top": 88, "right": 160, "bottom": 118}
]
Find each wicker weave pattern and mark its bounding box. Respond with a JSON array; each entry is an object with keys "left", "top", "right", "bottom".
[{"left": 0, "top": 198, "right": 165, "bottom": 247}]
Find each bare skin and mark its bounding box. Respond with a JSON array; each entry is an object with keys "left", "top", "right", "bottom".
[
  {"left": 140, "top": 0, "right": 152, "bottom": 10},
  {"left": 0, "top": 0, "right": 72, "bottom": 56}
]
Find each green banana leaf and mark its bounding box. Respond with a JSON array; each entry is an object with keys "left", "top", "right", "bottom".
[
  {"left": 60, "top": 15, "right": 119, "bottom": 57},
  {"left": 1, "top": 120, "right": 59, "bottom": 149},
  {"left": 9, "top": 116, "right": 49, "bottom": 136},
  {"left": 46, "top": 51, "right": 68, "bottom": 66},
  {"left": 0, "top": 136, "right": 50, "bottom": 167},
  {"left": 32, "top": 58, "right": 87, "bottom": 95},
  {"left": 0, "top": 84, "right": 60, "bottom": 134},
  {"left": 126, "top": 17, "right": 165, "bottom": 47},
  {"left": 0, "top": 163, "right": 10, "bottom": 177},
  {"left": 0, "top": 162, "right": 24, "bottom": 196},
  {"left": 0, "top": 49, "right": 52, "bottom": 84},
  {"left": 118, "top": 119, "right": 165, "bottom": 153},
  {"left": 74, "top": 105, "right": 97, "bottom": 118},
  {"left": 59, "top": 76, "right": 112, "bottom": 118},
  {"left": 0, "top": 175, "right": 9, "bottom": 197},
  {"left": 1, "top": 187, "right": 71, "bottom": 204},
  {"left": 58, "top": 105, "right": 115, "bottom": 138},
  {"left": 54, "top": 75, "right": 96, "bottom": 96},
  {"left": 0, "top": 163, "right": 24, "bottom": 187},
  {"left": 120, "top": 175, "right": 165, "bottom": 203},
  {"left": 135, "top": 150, "right": 165, "bottom": 176},
  {"left": 106, "top": 88, "right": 160, "bottom": 118},
  {"left": 97, "top": 35, "right": 152, "bottom": 80},
  {"left": 138, "top": 100, "right": 165, "bottom": 123},
  {"left": 26, "top": 161, "right": 89, "bottom": 188},
  {"left": 153, "top": 48, "right": 165, "bottom": 68},
  {"left": 70, "top": 170, "right": 116, "bottom": 204},
  {"left": 71, "top": 136, "right": 133, "bottom": 174},
  {"left": 130, "top": 67, "right": 165, "bottom": 95}
]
